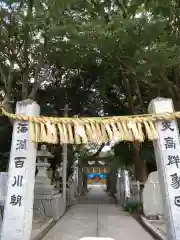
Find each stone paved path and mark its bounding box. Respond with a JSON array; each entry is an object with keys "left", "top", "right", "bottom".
[{"left": 42, "top": 185, "right": 155, "bottom": 240}]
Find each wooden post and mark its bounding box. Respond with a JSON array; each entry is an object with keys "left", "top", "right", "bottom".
[
  {"left": 62, "top": 104, "right": 68, "bottom": 204},
  {"left": 1, "top": 99, "right": 40, "bottom": 240},
  {"left": 149, "top": 97, "right": 180, "bottom": 240}
]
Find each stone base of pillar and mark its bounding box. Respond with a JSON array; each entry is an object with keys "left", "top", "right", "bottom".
[{"left": 33, "top": 193, "right": 66, "bottom": 221}]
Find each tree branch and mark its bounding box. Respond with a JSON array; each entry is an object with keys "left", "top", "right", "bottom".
[
  {"left": 0, "top": 62, "right": 14, "bottom": 99},
  {"left": 92, "top": 143, "right": 105, "bottom": 157},
  {"left": 22, "top": 0, "right": 33, "bottom": 99},
  {"left": 0, "top": 65, "right": 7, "bottom": 89},
  {"left": 7, "top": 62, "right": 13, "bottom": 96},
  {"left": 120, "top": 68, "right": 135, "bottom": 114},
  {"left": 1, "top": 14, "right": 23, "bottom": 71},
  {"left": 115, "top": 0, "right": 128, "bottom": 18},
  {"left": 29, "top": 64, "right": 49, "bottom": 100},
  {"left": 28, "top": 35, "right": 48, "bottom": 100}
]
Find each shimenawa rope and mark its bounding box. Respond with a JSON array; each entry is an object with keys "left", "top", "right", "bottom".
[{"left": 0, "top": 106, "right": 179, "bottom": 144}]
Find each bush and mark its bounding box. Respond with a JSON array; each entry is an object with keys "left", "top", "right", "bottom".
[{"left": 124, "top": 201, "right": 143, "bottom": 213}]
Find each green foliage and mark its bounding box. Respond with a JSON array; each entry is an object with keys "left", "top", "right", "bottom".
[
  {"left": 112, "top": 142, "right": 134, "bottom": 167},
  {"left": 1, "top": 0, "right": 180, "bottom": 173},
  {"left": 140, "top": 141, "right": 155, "bottom": 164},
  {"left": 112, "top": 140, "right": 156, "bottom": 174},
  {"left": 1, "top": 0, "right": 180, "bottom": 112},
  {"left": 124, "top": 201, "right": 143, "bottom": 213}
]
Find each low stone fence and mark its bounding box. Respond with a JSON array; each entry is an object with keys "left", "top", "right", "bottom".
[
  {"left": 116, "top": 170, "right": 165, "bottom": 221},
  {"left": 116, "top": 170, "right": 144, "bottom": 207},
  {"left": 0, "top": 169, "right": 79, "bottom": 226},
  {"left": 0, "top": 172, "right": 8, "bottom": 228},
  {"left": 66, "top": 174, "right": 77, "bottom": 207}
]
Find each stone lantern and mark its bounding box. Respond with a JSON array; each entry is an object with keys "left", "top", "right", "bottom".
[
  {"left": 34, "top": 145, "right": 66, "bottom": 221},
  {"left": 35, "top": 144, "right": 58, "bottom": 195}
]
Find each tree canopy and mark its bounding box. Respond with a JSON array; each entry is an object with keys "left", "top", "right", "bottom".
[{"left": 0, "top": 0, "right": 179, "bottom": 178}]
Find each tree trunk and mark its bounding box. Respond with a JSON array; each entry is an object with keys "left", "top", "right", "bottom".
[
  {"left": 3, "top": 95, "right": 13, "bottom": 113},
  {"left": 122, "top": 75, "right": 148, "bottom": 182},
  {"left": 2, "top": 95, "right": 14, "bottom": 126},
  {"left": 134, "top": 143, "right": 147, "bottom": 182}
]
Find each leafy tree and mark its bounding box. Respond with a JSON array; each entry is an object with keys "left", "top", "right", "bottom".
[{"left": 1, "top": 0, "right": 180, "bottom": 179}]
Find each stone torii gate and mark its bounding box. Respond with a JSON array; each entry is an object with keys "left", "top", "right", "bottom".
[{"left": 1, "top": 97, "right": 180, "bottom": 240}]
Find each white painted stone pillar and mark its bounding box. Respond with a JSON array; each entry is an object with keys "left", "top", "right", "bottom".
[
  {"left": 148, "top": 97, "right": 180, "bottom": 240},
  {"left": 118, "top": 170, "right": 125, "bottom": 205},
  {"left": 116, "top": 169, "right": 121, "bottom": 204},
  {"left": 1, "top": 99, "right": 40, "bottom": 240},
  {"left": 73, "top": 166, "right": 78, "bottom": 196},
  {"left": 124, "top": 170, "right": 130, "bottom": 206},
  {"left": 55, "top": 166, "right": 62, "bottom": 191}
]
